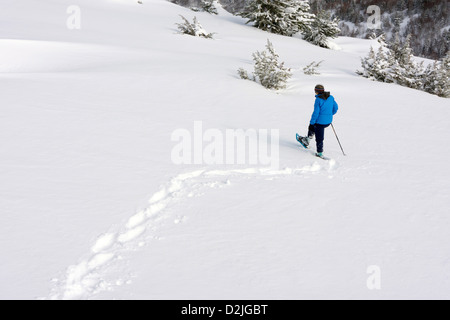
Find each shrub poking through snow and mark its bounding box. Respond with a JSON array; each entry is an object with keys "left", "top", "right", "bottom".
[
  {"left": 303, "top": 60, "right": 323, "bottom": 75},
  {"left": 237, "top": 68, "right": 250, "bottom": 80},
  {"left": 238, "top": 39, "right": 292, "bottom": 90},
  {"left": 176, "top": 15, "right": 214, "bottom": 39}
]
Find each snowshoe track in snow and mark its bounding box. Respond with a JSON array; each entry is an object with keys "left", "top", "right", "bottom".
[{"left": 47, "top": 162, "right": 336, "bottom": 300}]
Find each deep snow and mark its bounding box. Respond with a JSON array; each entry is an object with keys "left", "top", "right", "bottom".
[{"left": 0, "top": 0, "right": 449, "bottom": 300}]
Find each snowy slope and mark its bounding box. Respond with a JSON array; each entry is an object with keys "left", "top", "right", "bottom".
[{"left": 0, "top": 0, "right": 449, "bottom": 300}]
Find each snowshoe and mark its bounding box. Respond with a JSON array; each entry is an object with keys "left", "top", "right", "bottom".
[{"left": 296, "top": 133, "right": 310, "bottom": 149}]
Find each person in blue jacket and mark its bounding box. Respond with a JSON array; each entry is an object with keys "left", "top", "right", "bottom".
[{"left": 298, "top": 84, "right": 338, "bottom": 158}]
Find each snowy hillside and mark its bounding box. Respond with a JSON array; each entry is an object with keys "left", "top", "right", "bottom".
[
  {"left": 173, "top": 0, "right": 450, "bottom": 59},
  {"left": 0, "top": 0, "right": 449, "bottom": 300}
]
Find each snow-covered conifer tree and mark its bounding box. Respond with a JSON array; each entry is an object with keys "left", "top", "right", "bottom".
[
  {"left": 388, "top": 34, "right": 423, "bottom": 89},
  {"left": 423, "top": 52, "right": 450, "bottom": 98},
  {"left": 252, "top": 39, "right": 292, "bottom": 89},
  {"left": 436, "top": 52, "right": 450, "bottom": 98},
  {"left": 302, "top": 11, "right": 340, "bottom": 48},
  {"left": 239, "top": 0, "right": 314, "bottom": 37},
  {"left": 357, "top": 35, "right": 392, "bottom": 82},
  {"left": 239, "top": 39, "right": 292, "bottom": 90},
  {"left": 357, "top": 46, "right": 378, "bottom": 78},
  {"left": 197, "top": 0, "right": 218, "bottom": 15},
  {"left": 358, "top": 34, "right": 447, "bottom": 97},
  {"left": 423, "top": 61, "right": 440, "bottom": 95}
]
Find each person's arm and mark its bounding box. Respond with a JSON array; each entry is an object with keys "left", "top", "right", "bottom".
[
  {"left": 310, "top": 99, "right": 320, "bottom": 125},
  {"left": 333, "top": 99, "right": 338, "bottom": 115}
]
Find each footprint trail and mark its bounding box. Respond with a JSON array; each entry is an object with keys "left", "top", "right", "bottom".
[{"left": 47, "top": 161, "right": 336, "bottom": 299}]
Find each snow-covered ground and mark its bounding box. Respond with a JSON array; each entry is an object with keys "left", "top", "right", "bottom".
[{"left": 0, "top": 0, "right": 449, "bottom": 300}]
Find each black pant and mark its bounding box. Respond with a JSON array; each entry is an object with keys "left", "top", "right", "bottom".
[{"left": 308, "top": 124, "right": 330, "bottom": 153}]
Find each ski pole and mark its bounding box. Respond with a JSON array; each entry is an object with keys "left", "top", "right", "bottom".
[{"left": 331, "top": 123, "right": 346, "bottom": 156}]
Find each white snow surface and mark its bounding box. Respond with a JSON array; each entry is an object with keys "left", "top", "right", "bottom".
[{"left": 0, "top": 0, "right": 449, "bottom": 300}]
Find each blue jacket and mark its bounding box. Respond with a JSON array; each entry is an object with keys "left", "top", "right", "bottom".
[{"left": 310, "top": 92, "right": 339, "bottom": 125}]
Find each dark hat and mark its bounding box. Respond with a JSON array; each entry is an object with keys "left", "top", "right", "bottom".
[{"left": 315, "top": 84, "right": 325, "bottom": 93}]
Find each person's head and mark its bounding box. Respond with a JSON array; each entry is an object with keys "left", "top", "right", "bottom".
[{"left": 315, "top": 84, "right": 325, "bottom": 95}]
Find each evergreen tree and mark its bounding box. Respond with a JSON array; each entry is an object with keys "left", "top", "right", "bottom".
[
  {"left": 423, "top": 52, "right": 450, "bottom": 98},
  {"left": 357, "top": 46, "right": 377, "bottom": 78},
  {"left": 388, "top": 34, "right": 423, "bottom": 89},
  {"left": 238, "top": 39, "right": 292, "bottom": 90},
  {"left": 302, "top": 11, "right": 340, "bottom": 48},
  {"left": 204, "top": 0, "right": 218, "bottom": 14},
  {"left": 358, "top": 34, "right": 448, "bottom": 98},
  {"left": 436, "top": 52, "right": 450, "bottom": 98},
  {"left": 357, "top": 35, "right": 392, "bottom": 82},
  {"left": 252, "top": 39, "right": 292, "bottom": 89},
  {"left": 422, "top": 61, "right": 440, "bottom": 95},
  {"left": 239, "top": 0, "right": 314, "bottom": 37}
]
